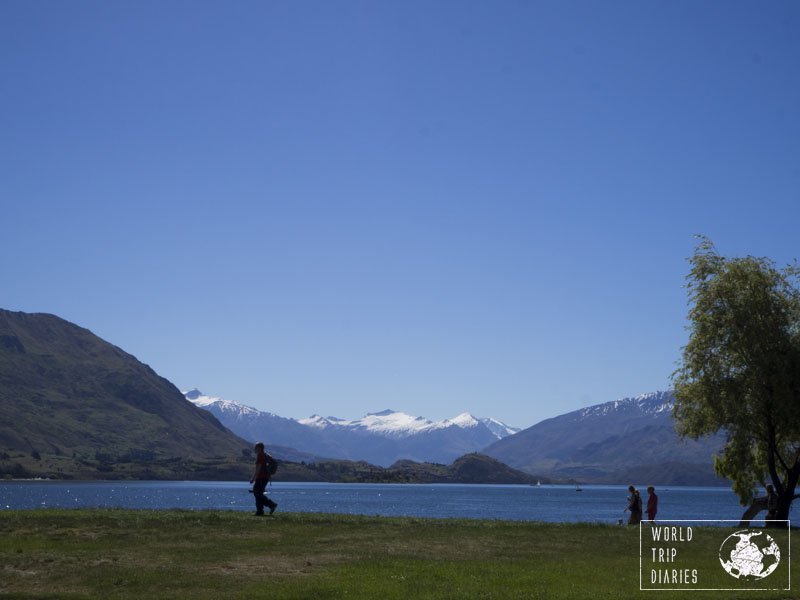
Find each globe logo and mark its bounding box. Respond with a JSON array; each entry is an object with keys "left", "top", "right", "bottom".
[{"left": 718, "top": 529, "right": 781, "bottom": 580}]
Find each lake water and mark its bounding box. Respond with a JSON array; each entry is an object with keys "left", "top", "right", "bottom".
[{"left": 1, "top": 481, "right": 785, "bottom": 525}]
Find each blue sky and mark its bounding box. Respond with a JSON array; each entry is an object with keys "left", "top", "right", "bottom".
[{"left": 2, "top": 1, "right": 799, "bottom": 427}]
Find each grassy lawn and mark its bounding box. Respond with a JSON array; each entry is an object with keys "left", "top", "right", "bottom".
[{"left": 0, "top": 510, "right": 794, "bottom": 599}]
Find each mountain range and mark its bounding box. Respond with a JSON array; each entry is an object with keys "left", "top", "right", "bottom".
[
  {"left": 186, "top": 389, "right": 520, "bottom": 467},
  {"left": 1, "top": 308, "right": 726, "bottom": 486},
  {"left": 0, "top": 309, "right": 538, "bottom": 483},
  {"left": 483, "top": 391, "right": 727, "bottom": 485},
  {"left": 189, "top": 389, "right": 727, "bottom": 485}
]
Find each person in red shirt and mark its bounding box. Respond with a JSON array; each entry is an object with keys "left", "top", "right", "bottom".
[
  {"left": 250, "top": 442, "right": 278, "bottom": 516},
  {"left": 646, "top": 486, "right": 658, "bottom": 522}
]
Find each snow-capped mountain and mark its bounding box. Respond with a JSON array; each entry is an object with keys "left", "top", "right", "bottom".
[
  {"left": 298, "top": 408, "right": 519, "bottom": 440},
  {"left": 185, "top": 389, "right": 519, "bottom": 467},
  {"left": 185, "top": 389, "right": 261, "bottom": 420},
  {"left": 479, "top": 416, "right": 520, "bottom": 439},
  {"left": 187, "top": 387, "right": 725, "bottom": 484},
  {"left": 484, "top": 390, "right": 726, "bottom": 485},
  {"left": 576, "top": 391, "right": 674, "bottom": 419}
]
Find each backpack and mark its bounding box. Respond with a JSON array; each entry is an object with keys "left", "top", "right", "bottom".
[{"left": 266, "top": 453, "right": 278, "bottom": 476}]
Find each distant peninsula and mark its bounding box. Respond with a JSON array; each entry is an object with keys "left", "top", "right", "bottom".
[{"left": 274, "top": 453, "right": 545, "bottom": 485}]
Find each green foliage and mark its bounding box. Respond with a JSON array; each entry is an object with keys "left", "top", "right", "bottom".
[{"left": 673, "top": 238, "right": 800, "bottom": 509}]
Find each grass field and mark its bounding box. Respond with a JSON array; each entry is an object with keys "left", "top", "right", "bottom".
[{"left": 0, "top": 510, "right": 795, "bottom": 599}]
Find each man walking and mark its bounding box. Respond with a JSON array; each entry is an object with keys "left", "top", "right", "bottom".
[
  {"left": 250, "top": 442, "right": 278, "bottom": 516},
  {"left": 646, "top": 486, "right": 658, "bottom": 522}
]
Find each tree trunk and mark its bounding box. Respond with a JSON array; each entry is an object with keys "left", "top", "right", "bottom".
[
  {"left": 738, "top": 497, "right": 767, "bottom": 527},
  {"left": 739, "top": 492, "right": 799, "bottom": 527},
  {"left": 773, "top": 489, "right": 798, "bottom": 527}
]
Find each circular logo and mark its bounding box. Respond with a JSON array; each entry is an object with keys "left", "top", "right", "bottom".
[{"left": 718, "top": 529, "right": 781, "bottom": 580}]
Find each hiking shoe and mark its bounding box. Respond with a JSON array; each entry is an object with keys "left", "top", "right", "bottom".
[{"left": 269, "top": 503, "right": 278, "bottom": 516}]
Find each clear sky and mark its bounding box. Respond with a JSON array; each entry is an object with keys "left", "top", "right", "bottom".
[{"left": 2, "top": 1, "right": 799, "bottom": 428}]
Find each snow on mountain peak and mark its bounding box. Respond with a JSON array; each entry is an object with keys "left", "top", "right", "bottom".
[
  {"left": 576, "top": 390, "right": 675, "bottom": 420},
  {"left": 299, "top": 414, "right": 348, "bottom": 428},
  {"left": 479, "top": 417, "right": 521, "bottom": 438},
  {"left": 298, "top": 409, "right": 516, "bottom": 440},
  {"left": 445, "top": 413, "right": 481, "bottom": 428},
  {"left": 184, "top": 390, "right": 518, "bottom": 441},
  {"left": 356, "top": 411, "right": 433, "bottom": 438},
  {"left": 184, "top": 389, "right": 261, "bottom": 418}
]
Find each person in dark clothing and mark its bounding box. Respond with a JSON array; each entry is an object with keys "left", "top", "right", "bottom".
[
  {"left": 766, "top": 484, "right": 778, "bottom": 525},
  {"left": 250, "top": 442, "right": 278, "bottom": 516},
  {"left": 646, "top": 486, "right": 658, "bottom": 522},
  {"left": 625, "top": 485, "right": 642, "bottom": 525}
]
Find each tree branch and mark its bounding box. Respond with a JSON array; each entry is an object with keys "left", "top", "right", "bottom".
[{"left": 775, "top": 446, "right": 791, "bottom": 473}]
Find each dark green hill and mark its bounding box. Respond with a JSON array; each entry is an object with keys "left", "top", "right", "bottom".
[
  {"left": 273, "top": 453, "right": 547, "bottom": 484},
  {"left": 0, "top": 309, "right": 251, "bottom": 479},
  {"left": 448, "top": 453, "right": 544, "bottom": 484}
]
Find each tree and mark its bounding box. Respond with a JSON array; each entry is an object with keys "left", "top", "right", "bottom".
[{"left": 672, "top": 238, "right": 800, "bottom": 525}]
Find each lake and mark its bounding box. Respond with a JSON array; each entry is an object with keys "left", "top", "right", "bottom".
[{"left": 1, "top": 481, "right": 784, "bottom": 525}]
